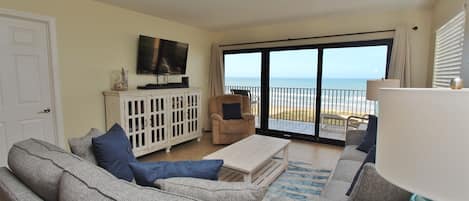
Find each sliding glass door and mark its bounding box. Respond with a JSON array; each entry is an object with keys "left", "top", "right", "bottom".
[
  {"left": 268, "top": 49, "right": 318, "bottom": 138},
  {"left": 320, "top": 45, "right": 390, "bottom": 141},
  {"left": 223, "top": 39, "right": 393, "bottom": 144},
  {"left": 224, "top": 52, "right": 262, "bottom": 128}
]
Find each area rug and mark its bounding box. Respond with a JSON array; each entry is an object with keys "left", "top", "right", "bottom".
[{"left": 262, "top": 160, "right": 332, "bottom": 201}]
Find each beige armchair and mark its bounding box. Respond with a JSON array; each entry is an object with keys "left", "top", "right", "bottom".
[{"left": 209, "top": 95, "right": 255, "bottom": 145}]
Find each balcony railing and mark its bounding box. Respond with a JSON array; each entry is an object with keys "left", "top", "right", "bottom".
[{"left": 225, "top": 85, "right": 376, "bottom": 132}]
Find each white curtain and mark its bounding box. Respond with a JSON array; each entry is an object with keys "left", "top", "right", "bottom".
[
  {"left": 206, "top": 44, "right": 224, "bottom": 130},
  {"left": 208, "top": 43, "right": 225, "bottom": 96},
  {"left": 389, "top": 27, "right": 412, "bottom": 87}
]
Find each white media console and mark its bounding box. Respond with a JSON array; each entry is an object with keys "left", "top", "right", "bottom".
[{"left": 103, "top": 88, "right": 202, "bottom": 157}]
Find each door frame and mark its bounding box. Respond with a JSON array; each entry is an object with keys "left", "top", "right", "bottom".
[{"left": 0, "top": 8, "right": 65, "bottom": 148}]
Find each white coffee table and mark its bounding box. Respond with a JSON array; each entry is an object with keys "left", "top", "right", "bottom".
[{"left": 203, "top": 135, "right": 290, "bottom": 186}]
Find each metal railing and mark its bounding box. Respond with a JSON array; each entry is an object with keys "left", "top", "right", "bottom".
[{"left": 225, "top": 85, "right": 376, "bottom": 127}]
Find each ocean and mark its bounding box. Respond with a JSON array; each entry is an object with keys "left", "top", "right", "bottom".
[{"left": 225, "top": 77, "right": 368, "bottom": 90}]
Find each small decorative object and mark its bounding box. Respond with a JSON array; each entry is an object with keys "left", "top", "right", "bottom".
[
  {"left": 111, "top": 68, "right": 129, "bottom": 91},
  {"left": 449, "top": 77, "right": 464, "bottom": 89}
]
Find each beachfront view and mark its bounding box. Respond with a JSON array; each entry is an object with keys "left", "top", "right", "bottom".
[{"left": 224, "top": 44, "right": 389, "bottom": 141}]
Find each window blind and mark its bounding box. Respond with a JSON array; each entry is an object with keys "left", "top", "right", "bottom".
[{"left": 433, "top": 11, "right": 466, "bottom": 88}]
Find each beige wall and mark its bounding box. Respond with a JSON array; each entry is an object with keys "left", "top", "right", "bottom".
[
  {"left": 217, "top": 8, "right": 434, "bottom": 87},
  {"left": 0, "top": 0, "right": 216, "bottom": 143},
  {"left": 433, "top": 0, "right": 465, "bottom": 30}
]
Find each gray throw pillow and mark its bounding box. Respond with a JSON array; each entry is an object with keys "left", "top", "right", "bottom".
[
  {"left": 68, "top": 128, "right": 104, "bottom": 164},
  {"left": 155, "top": 177, "right": 267, "bottom": 201}
]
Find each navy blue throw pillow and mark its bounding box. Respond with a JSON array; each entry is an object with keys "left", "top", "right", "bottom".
[
  {"left": 129, "top": 160, "right": 224, "bottom": 187},
  {"left": 357, "top": 115, "right": 378, "bottom": 153},
  {"left": 92, "top": 123, "right": 137, "bottom": 181},
  {"left": 346, "top": 146, "right": 376, "bottom": 196},
  {"left": 222, "top": 103, "right": 242, "bottom": 120}
]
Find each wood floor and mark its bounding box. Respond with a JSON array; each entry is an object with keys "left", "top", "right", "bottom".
[{"left": 139, "top": 132, "right": 343, "bottom": 170}]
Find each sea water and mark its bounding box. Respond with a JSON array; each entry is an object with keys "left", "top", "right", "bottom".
[{"left": 225, "top": 77, "right": 368, "bottom": 90}]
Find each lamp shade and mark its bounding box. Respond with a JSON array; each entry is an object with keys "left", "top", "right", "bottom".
[
  {"left": 366, "top": 79, "right": 400, "bottom": 100},
  {"left": 376, "top": 88, "right": 469, "bottom": 201}
]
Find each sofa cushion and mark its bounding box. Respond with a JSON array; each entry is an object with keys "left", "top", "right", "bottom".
[
  {"left": 58, "top": 161, "right": 199, "bottom": 201},
  {"left": 92, "top": 123, "right": 137, "bottom": 181},
  {"left": 357, "top": 115, "right": 378, "bottom": 153},
  {"left": 348, "top": 164, "right": 411, "bottom": 201},
  {"left": 321, "top": 180, "right": 350, "bottom": 201},
  {"left": 347, "top": 146, "right": 376, "bottom": 196},
  {"left": 0, "top": 167, "right": 43, "bottom": 201},
  {"left": 331, "top": 160, "right": 362, "bottom": 183},
  {"left": 340, "top": 145, "right": 367, "bottom": 162},
  {"left": 129, "top": 160, "right": 224, "bottom": 187},
  {"left": 8, "top": 139, "right": 82, "bottom": 201},
  {"left": 68, "top": 128, "right": 104, "bottom": 165},
  {"left": 222, "top": 103, "right": 242, "bottom": 120},
  {"left": 155, "top": 177, "right": 267, "bottom": 201}
]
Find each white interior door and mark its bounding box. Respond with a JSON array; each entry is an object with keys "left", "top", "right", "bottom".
[{"left": 0, "top": 15, "right": 58, "bottom": 166}]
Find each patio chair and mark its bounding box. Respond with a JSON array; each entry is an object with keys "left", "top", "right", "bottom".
[
  {"left": 320, "top": 113, "right": 368, "bottom": 133},
  {"left": 230, "top": 89, "right": 258, "bottom": 104}
]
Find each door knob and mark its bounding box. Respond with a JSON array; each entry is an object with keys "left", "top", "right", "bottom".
[{"left": 38, "top": 108, "right": 51, "bottom": 114}]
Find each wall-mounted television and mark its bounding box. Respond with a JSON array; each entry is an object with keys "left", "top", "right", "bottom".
[{"left": 137, "top": 35, "right": 189, "bottom": 75}]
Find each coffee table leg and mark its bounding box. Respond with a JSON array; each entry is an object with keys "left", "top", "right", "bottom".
[
  {"left": 244, "top": 173, "right": 252, "bottom": 183},
  {"left": 283, "top": 145, "right": 289, "bottom": 169}
]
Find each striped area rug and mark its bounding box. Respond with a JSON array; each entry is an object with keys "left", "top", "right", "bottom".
[{"left": 262, "top": 160, "right": 332, "bottom": 201}]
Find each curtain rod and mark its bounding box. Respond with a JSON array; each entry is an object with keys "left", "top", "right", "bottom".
[{"left": 219, "top": 29, "right": 397, "bottom": 47}]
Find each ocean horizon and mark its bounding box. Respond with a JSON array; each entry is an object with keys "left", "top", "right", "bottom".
[{"left": 225, "top": 77, "right": 370, "bottom": 90}]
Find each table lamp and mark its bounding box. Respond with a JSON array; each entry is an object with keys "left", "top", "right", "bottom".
[
  {"left": 366, "top": 79, "right": 400, "bottom": 115},
  {"left": 366, "top": 79, "right": 401, "bottom": 101},
  {"left": 376, "top": 88, "right": 469, "bottom": 201}
]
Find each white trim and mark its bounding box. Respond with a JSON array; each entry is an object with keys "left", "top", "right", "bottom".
[{"left": 0, "top": 8, "right": 65, "bottom": 148}]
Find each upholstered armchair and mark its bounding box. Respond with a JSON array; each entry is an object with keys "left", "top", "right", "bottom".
[{"left": 209, "top": 95, "right": 255, "bottom": 145}]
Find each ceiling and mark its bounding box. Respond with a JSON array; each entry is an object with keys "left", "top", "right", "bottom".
[{"left": 96, "top": 0, "right": 435, "bottom": 31}]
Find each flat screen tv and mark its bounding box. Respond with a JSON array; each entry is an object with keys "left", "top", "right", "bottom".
[{"left": 137, "top": 35, "right": 189, "bottom": 75}]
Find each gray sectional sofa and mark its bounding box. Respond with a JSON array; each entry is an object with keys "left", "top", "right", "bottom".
[
  {"left": 0, "top": 139, "right": 203, "bottom": 201},
  {"left": 317, "top": 130, "right": 411, "bottom": 201},
  {"left": 0, "top": 138, "right": 265, "bottom": 201}
]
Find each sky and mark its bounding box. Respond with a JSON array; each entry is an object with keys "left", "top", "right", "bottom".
[{"left": 224, "top": 46, "right": 388, "bottom": 79}]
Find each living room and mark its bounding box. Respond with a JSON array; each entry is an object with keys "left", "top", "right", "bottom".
[{"left": 0, "top": 0, "right": 467, "bottom": 201}]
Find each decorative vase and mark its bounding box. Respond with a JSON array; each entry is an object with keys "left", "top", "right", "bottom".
[
  {"left": 111, "top": 67, "right": 129, "bottom": 91},
  {"left": 449, "top": 77, "right": 464, "bottom": 89}
]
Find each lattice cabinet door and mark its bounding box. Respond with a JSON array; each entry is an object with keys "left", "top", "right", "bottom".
[
  {"left": 169, "top": 94, "right": 185, "bottom": 140},
  {"left": 186, "top": 92, "right": 200, "bottom": 136},
  {"left": 147, "top": 96, "right": 168, "bottom": 152},
  {"left": 123, "top": 97, "right": 148, "bottom": 156}
]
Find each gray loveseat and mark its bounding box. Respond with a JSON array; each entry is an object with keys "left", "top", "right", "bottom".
[
  {"left": 0, "top": 138, "right": 265, "bottom": 201},
  {"left": 316, "top": 130, "right": 411, "bottom": 201}
]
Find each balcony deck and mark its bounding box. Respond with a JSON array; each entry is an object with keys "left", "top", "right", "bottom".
[
  {"left": 227, "top": 85, "right": 375, "bottom": 141},
  {"left": 269, "top": 119, "right": 346, "bottom": 140},
  {"left": 256, "top": 118, "right": 361, "bottom": 141}
]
